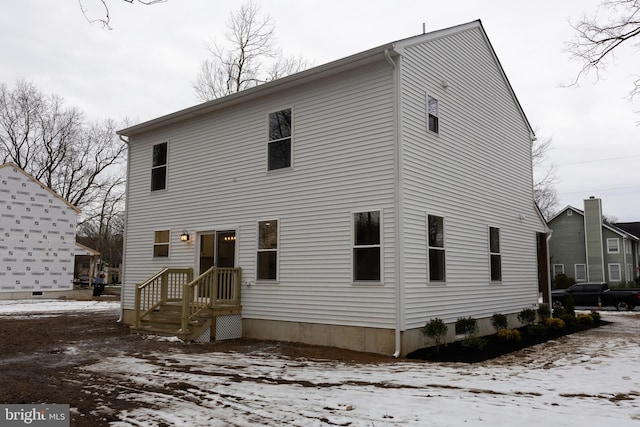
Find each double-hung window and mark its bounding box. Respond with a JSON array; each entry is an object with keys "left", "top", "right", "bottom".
[
  {"left": 257, "top": 220, "right": 278, "bottom": 281},
  {"left": 575, "top": 264, "right": 587, "bottom": 282},
  {"left": 153, "top": 230, "right": 170, "bottom": 258},
  {"left": 553, "top": 264, "right": 565, "bottom": 276},
  {"left": 608, "top": 263, "right": 621, "bottom": 282},
  {"left": 151, "top": 142, "right": 167, "bottom": 191},
  {"left": 607, "top": 238, "right": 620, "bottom": 254},
  {"left": 427, "top": 215, "right": 445, "bottom": 282},
  {"left": 489, "top": 227, "right": 502, "bottom": 281},
  {"left": 353, "top": 211, "right": 380, "bottom": 282},
  {"left": 268, "top": 109, "right": 292, "bottom": 170}
]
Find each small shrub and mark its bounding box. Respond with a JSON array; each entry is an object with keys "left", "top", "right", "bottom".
[
  {"left": 497, "top": 328, "right": 522, "bottom": 343},
  {"left": 455, "top": 317, "right": 478, "bottom": 338},
  {"left": 565, "top": 294, "right": 576, "bottom": 318},
  {"left": 422, "top": 318, "right": 448, "bottom": 351},
  {"left": 528, "top": 323, "right": 548, "bottom": 336},
  {"left": 552, "top": 304, "right": 565, "bottom": 318},
  {"left": 537, "top": 304, "right": 551, "bottom": 321},
  {"left": 517, "top": 308, "right": 536, "bottom": 326},
  {"left": 460, "top": 337, "right": 488, "bottom": 352},
  {"left": 545, "top": 317, "right": 566, "bottom": 331},
  {"left": 559, "top": 312, "right": 576, "bottom": 327},
  {"left": 576, "top": 313, "right": 594, "bottom": 325},
  {"left": 490, "top": 313, "right": 508, "bottom": 332},
  {"left": 590, "top": 310, "right": 601, "bottom": 322}
]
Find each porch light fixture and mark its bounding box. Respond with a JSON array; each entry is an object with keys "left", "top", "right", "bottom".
[{"left": 180, "top": 231, "right": 190, "bottom": 242}]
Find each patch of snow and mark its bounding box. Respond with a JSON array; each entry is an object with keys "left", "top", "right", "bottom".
[{"left": 0, "top": 299, "right": 119, "bottom": 315}]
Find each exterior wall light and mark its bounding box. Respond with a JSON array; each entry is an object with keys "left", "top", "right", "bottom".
[{"left": 180, "top": 231, "right": 190, "bottom": 242}]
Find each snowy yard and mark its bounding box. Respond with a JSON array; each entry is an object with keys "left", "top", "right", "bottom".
[{"left": 1, "top": 300, "right": 640, "bottom": 426}]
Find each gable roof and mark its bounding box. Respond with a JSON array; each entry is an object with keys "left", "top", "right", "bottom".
[
  {"left": 614, "top": 222, "right": 640, "bottom": 240},
  {"left": 119, "top": 20, "right": 533, "bottom": 139},
  {"left": 548, "top": 205, "right": 639, "bottom": 241},
  {"left": 0, "top": 162, "right": 81, "bottom": 214}
]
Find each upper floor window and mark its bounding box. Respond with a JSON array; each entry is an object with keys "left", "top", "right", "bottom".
[
  {"left": 489, "top": 227, "right": 502, "bottom": 281},
  {"left": 151, "top": 142, "right": 167, "bottom": 191},
  {"left": 353, "top": 211, "right": 380, "bottom": 282},
  {"left": 607, "top": 238, "right": 619, "bottom": 254},
  {"left": 153, "top": 230, "right": 170, "bottom": 258},
  {"left": 427, "top": 96, "right": 439, "bottom": 134},
  {"left": 257, "top": 220, "right": 278, "bottom": 281},
  {"left": 427, "top": 215, "right": 445, "bottom": 282},
  {"left": 268, "top": 109, "right": 292, "bottom": 170}
]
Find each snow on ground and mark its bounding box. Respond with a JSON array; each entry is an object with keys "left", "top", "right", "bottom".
[
  {"left": 0, "top": 299, "right": 119, "bottom": 314},
  {"left": 3, "top": 299, "right": 640, "bottom": 426}
]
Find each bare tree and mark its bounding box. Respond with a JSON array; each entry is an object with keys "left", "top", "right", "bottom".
[
  {"left": 567, "top": 0, "right": 640, "bottom": 102},
  {"left": 193, "top": 1, "right": 310, "bottom": 102},
  {"left": 532, "top": 136, "right": 560, "bottom": 219},
  {"left": 0, "top": 80, "right": 127, "bottom": 212},
  {"left": 78, "top": 0, "right": 167, "bottom": 29}
]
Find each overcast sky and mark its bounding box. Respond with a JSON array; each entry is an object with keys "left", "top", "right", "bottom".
[{"left": 1, "top": 0, "right": 638, "bottom": 221}]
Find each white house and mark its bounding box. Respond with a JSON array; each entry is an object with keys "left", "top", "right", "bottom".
[
  {"left": 118, "top": 20, "right": 549, "bottom": 356},
  {"left": 0, "top": 162, "right": 80, "bottom": 299}
]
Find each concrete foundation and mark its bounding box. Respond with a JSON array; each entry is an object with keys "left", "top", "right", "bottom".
[{"left": 0, "top": 288, "right": 94, "bottom": 301}]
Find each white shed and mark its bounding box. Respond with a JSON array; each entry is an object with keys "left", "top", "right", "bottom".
[
  {"left": 118, "top": 20, "right": 549, "bottom": 355},
  {"left": 0, "top": 162, "right": 80, "bottom": 299}
]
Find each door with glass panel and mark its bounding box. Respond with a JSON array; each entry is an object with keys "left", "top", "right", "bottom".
[{"left": 198, "top": 231, "right": 236, "bottom": 298}]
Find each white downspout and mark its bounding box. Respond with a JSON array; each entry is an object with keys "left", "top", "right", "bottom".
[
  {"left": 546, "top": 230, "right": 553, "bottom": 305},
  {"left": 385, "top": 47, "right": 404, "bottom": 358},
  {"left": 117, "top": 134, "right": 130, "bottom": 324}
]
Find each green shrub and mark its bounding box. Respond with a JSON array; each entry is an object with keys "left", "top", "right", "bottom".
[
  {"left": 461, "top": 337, "right": 488, "bottom": 352},
  {"left": 528, "top": 323, "right": 548, "bottom": 336},
  {"left": 565, "top": 294, "right": 576, "bottom": 318},
  {"left": 545, "top": 317, "right": 566, "bottom": 331},
  {"left": 517, "top": 308, "right": 536, "bottom": 326},
  {"left": 497, "top": 328, "right": 522, "bottom": 343},
  {"left": 537, "top": 304, "right": 551, "bottom": 321},
  {"left": 455, "top": 317, "right": 478, "bottom": 338},
  {"left": 490, "top": 313, "right": 508, "bottom": 332},
  {"left": 590, "top": 310, "right": 601, "bottom": 322},
  {"left": 559, "top": 313, "right": 576, "bottom": 327},
  {"left": 553, "top": 274, "right": 576, "bottom": 289},
  {"left": 576, "top": 313, "right": 594, "bottom": 325},
  {"left": 422, "top": 318, "right": 448, "bottom": 351}
]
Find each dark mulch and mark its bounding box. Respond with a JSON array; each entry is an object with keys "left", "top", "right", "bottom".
[{"left": 407, "top": 319, "right": 608, "bottom": 363}]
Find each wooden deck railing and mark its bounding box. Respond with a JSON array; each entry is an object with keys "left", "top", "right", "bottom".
[
  {"left": 134, "top": 268, "right": 193, "bottom": 328},
  {"left": 181, "top": 267, "right": 242, "bottom": 333}
]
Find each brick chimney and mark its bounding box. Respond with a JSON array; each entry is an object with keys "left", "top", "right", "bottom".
[{"left": 584, "top": 196, "right": 605, "bottom": 282}]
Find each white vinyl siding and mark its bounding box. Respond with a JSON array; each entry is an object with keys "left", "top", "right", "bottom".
[
  {"left": 399, "top": 25, "right": 544, "bottom": 328},
  {"left": 122, "top": 59, "right": 397, "bottom": 328}
]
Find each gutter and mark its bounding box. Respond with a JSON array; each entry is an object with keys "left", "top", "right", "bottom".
[
  {"left": 385, "top": 47, "right": 403, "bottom": 358},
  {"left": 116, "top": 135, "right": 130, "bottom": 323}
]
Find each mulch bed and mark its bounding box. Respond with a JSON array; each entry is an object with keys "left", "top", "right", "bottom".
[{"left": 407, "top": 319, "right": 608, "bottom": 363}]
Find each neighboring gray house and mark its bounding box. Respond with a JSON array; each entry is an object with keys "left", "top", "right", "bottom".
[
  {"left": 0, "top": 162, "right": 80, "bottom": 299},
  {"left": 118, "top": 20, "right": 548, "bottom": 356},
  {"left": 547, "top": 197, "right": 640, "bottom": 285}
]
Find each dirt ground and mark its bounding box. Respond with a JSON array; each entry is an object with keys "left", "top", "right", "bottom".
[
  {"left": 0, "top": 301, "right": 391, "bottom": 426},
  {"left": 1, "top": 302, "right": 638, "bottom": 426}
]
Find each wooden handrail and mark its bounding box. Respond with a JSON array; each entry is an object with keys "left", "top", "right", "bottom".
[{"left": 134, "top": 267, "right": 193, "bottom": 329}]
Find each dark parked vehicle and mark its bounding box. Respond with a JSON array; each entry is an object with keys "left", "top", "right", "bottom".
[{"left": 552, "top": 282, "right": 640, "bottom": 311}]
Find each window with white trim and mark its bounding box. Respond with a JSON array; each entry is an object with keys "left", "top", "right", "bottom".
[
  {"left": 153, "top": 230, "right": 170, "bottom": 258},
  {"left": 427, "top": 96, "right": 439, "bottom": 133},
  {"left": 625, "top": 239, "right": 632, "bottom": 255},
  {"left": 353, "top": 211, "right": 380, "bottom": 282},
  {"left": 553, "top": 264, "right": 564, "bottom": 276},
  {"left": 257, "top": 220, "right": 278, "bottom": 281},
  {"left": 574, "top": 264, "right": 586, "bottom": 282},
  {"left": 489, "top": 227, "right": 501, "bottom": 281},
  {"left": 607, "top": 238, "right": 620, "bottom": 254},
  {"left": 268, "top": 109, "right": 292, "bottom": 170},
  {"left": 151, "top": 142, "right": 167, "bottom": 191},
  {"left": 608, "top": 263, "right": 621, "bottom": 282},
  {"left": 427, "top": 215, "right": 445, "bottom": 282}
]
